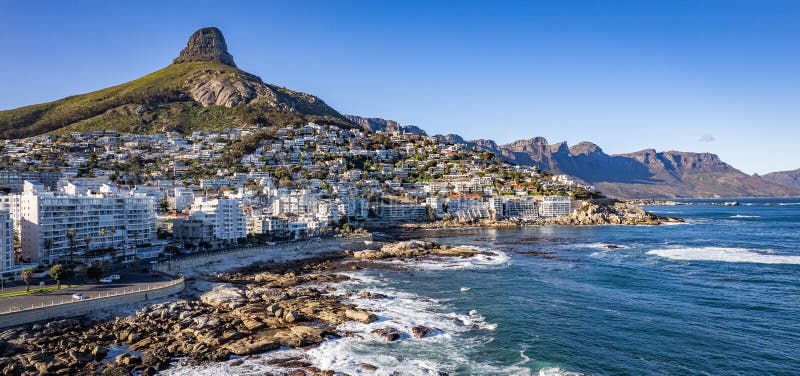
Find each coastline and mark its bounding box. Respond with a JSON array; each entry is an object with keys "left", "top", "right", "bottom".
[{"left": 0, "top": 239, "right": 500, "bottom": 376}]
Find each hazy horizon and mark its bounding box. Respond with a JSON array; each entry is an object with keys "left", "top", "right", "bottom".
[{"left": 1, "top": 0, "right": 798, "bottom": 175}]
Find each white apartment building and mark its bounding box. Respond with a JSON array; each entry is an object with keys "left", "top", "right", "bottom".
[
  {"left": 174, "top": 187, "right": 195, "bottom": 212},
  {"left": 338, "top": 198, "right": 368, "bottom": 220},
  {"left": 0, "top": 211, "right": 14, "bottom": 273},
  {"left": 190, "top": 198, "right": 246, "bottom": 241},
  {"left": 0, "top": 194, "right": 21, "bottom": 235},
  {"left": 375, "top": 203, "right": 428, "bottom": 221},
  {"left": 19, "top": 181, "right": 158, "bottom": 264},
  {"left": 505, "top": 197, "right": 539, "bottom": 220},
  {"left": 539, "top": 196, "right": 573, "bottom": 217}
]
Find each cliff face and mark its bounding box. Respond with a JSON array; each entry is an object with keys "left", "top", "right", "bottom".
[
  {"left": 464, "top": 137, "right": 800, "bottom": 198},
  {"left": 345, "top": 115, "right": 427, "bottom": 135},
  {"left": 173, "top": 27, "right": 237, "bottom": 67}
]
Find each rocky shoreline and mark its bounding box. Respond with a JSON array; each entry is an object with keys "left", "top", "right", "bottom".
[
  {"left": 404, "top": 199, "right": 683, "bottom": 230},
  {"left": 0, "top": 240, "right": 488, "bottom": 376}
]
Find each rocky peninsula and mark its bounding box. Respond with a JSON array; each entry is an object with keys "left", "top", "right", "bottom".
[
  {"left": 404, "top": 199, "right": 683, "bottom": 230},
  {"left": 0, "top": 241, "right": 489, "bottom": 376}
]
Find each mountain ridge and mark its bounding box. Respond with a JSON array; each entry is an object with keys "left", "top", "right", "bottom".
[
  {"left": 395, "top": 127, "right": 798, "bottom": 199},
  {"left": 758, "top": 168, "right": 800, "bottom": 190}
]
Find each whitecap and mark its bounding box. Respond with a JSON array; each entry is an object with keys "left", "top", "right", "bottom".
[
  {"left": 460, "top": 287, "right": 471, "bottom": 292},
  {"left": 538, "top": 367, "right": 584, "bottom": 376},
  {"left": 375, "top": 247, "right": 511, "bottom": 271},
  {"left": 572, "top": 243, "right": 629, "bottom": 250},
  {"left": 647, "top": 247, "right": 800, "bottom": 264},
  {"left": 729, "top": 214, "right": 760, "bottom": 218}
]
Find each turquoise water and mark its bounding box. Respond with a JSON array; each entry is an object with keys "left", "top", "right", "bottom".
[
  {"left": 173, "top": 199, "right": 800, "bottom": 375},
  {"left": 368, "top": 198, "right": 800, "bottom": 375}
]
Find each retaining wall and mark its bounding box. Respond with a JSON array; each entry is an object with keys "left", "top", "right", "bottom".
[{"left": 0, "top": 278, "right": 184, "bottom": 329}]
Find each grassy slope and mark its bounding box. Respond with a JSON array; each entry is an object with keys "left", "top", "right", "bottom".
[{"left": 0, "top": 61, "right": 350, "bottom": 138}]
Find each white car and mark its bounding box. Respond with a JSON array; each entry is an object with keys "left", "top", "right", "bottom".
[
  {"left": 99, "top": 277, "right": 113, "bottom": 283},
  {"left": 72, "top": 293, "right": 86, "bottom": 300},
  {"left": 110, "top": 274, "right": 121, "bottom": 280}
]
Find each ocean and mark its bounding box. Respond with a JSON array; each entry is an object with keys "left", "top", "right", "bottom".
[{"left": 170, "top": 198, "right": 800, "bottom": 375}]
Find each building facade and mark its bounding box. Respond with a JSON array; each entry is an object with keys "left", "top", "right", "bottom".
[
  {"left": 190, "top": 198, "right": 246, "bottom": 242},
  {"left": 0, "top": 211, "right": 14, "bottom": 273},
  {"left": 539, "top": 196, "right": 572, "bottom": 217},
  {"left": 19, "top": 182, "right": 158, "bottom": 264}
]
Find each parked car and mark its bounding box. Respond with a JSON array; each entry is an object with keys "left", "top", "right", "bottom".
[
  {"left": 99, "top": 277, "right": 113, "bottom": 283},
  {"left": 110, "top": 274, "right": 121, "bottom": 280},
  {"left": 72, "top": 293, "right": 86, "bottom": 300}
]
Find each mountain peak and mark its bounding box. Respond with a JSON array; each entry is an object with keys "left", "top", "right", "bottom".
[
  {"left": 570, "top": 141, "right": 603, "bottom": 156},
  {"left": 173, "top": 27, "right": 236, "bottom": 67}
]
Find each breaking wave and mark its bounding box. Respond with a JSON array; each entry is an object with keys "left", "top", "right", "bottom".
[
  {"left": 166, "top": 254, "right": 537, "bottom": 376},
  {"left": 376, "top": 246, "right": 511, "bottom": 271},
  {"left": 647, "top": 247, "right": 800, "bottom": 265}
]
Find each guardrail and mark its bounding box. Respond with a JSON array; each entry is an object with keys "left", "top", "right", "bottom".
[{"left": 0, "top": 277, "right": 184, "bottom": 315}]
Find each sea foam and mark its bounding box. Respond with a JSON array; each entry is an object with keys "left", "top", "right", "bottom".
[
  {"left": 647, "top": 247, "right": 800, "bottom": 264},
  {"left": 376, "top": 246, "right": 511, "bottom": 271}
]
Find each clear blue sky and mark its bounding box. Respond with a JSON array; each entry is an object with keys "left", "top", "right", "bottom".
[{"left": 1, "top": 0, "right": 798, "bottom": 174}]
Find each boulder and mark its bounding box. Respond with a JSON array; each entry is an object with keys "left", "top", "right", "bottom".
[
  {"left": 370, "top": 327, "right": 402, "bottom": 341},
  {"left": 359, "top": 363, "right": 378, "bottom": 371},
  {"left": 199, "top": 284, "right": 246, "bottom": 310},
  {"left": 345, "top": 309, "right": 378, "bottom": 324},
  {"left": 352, "top": 250, "right": 388, "bottom": 260},
  {"left": 223, "top": 331, "right": 280, "bottom": 356},
  {"left": 91, "top": 345, "right": 108, "bottom": 360},
  {"left": 283, "top": 310, "right": 299, "bottom": 323},
  {"left": 411, "top": 325, "right": 435, "bottom": 338}
]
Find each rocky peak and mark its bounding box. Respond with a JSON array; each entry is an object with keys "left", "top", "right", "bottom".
[
  {"left": 173, "top": 27, "right": 236, "bottom": 67},
  {"left": 569, "top": 141, "right": 604, "bottom": 156}
]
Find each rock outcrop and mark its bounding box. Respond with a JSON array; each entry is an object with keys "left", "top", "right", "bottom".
[
  {"left": 351, "top": 240, "right": 489, "bottom": 260},
  {"left": 538, "top": 199, "right": 682, "bottom": 225},
  {"left": 345, "top": 115, "right": 427, "bottom": 135},
  {"left": 173, "top": 27, "right": 236, "bottom": 67}
]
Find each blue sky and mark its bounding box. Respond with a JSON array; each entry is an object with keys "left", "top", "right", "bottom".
[{"left": 1, "top": 0, "right": 798, "bottom": 174}]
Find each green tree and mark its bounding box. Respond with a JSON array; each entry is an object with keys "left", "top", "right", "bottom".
[
  {"left": 49, "top": 264, "right": 65, "bottom": 289},
  {"left": 22, "top": 268, "right": 34, "bottom": 292}
]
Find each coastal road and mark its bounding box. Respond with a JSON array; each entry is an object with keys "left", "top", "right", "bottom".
[{"left": 0, "top": 273, "right": 171, "bottom": 313}]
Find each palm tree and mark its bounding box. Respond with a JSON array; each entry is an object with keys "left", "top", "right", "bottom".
[
  {"left": 66, "top": 229, "right": 76, "bottom": 264},
  {"left": 98, "top": 228, "right": 106, "bottom": 247},
  {"left": 21, "top": 268, "right": 33, "bottom": 292},
  {"left": 43, "top": 239, "right": 53, "bottom": 264},
  {"left": 84, "top": 235, "right": 92, "bottom": 255}
]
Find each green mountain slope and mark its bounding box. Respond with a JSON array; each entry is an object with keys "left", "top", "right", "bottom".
[{"left": 0, "top": 28, "right": 351, "bottom": 139}]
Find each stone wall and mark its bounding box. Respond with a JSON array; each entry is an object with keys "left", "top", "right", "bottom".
[{"left": 0, "top": 278, "right": 184, "bottom": 329}]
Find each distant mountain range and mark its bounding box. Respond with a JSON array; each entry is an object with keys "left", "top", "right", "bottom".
[
  {"left": 350, "top": 117, "right": 799, "bottom": 199},
  {"left": 757, "top": 169, "right": 800, "bottom": 191}
]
